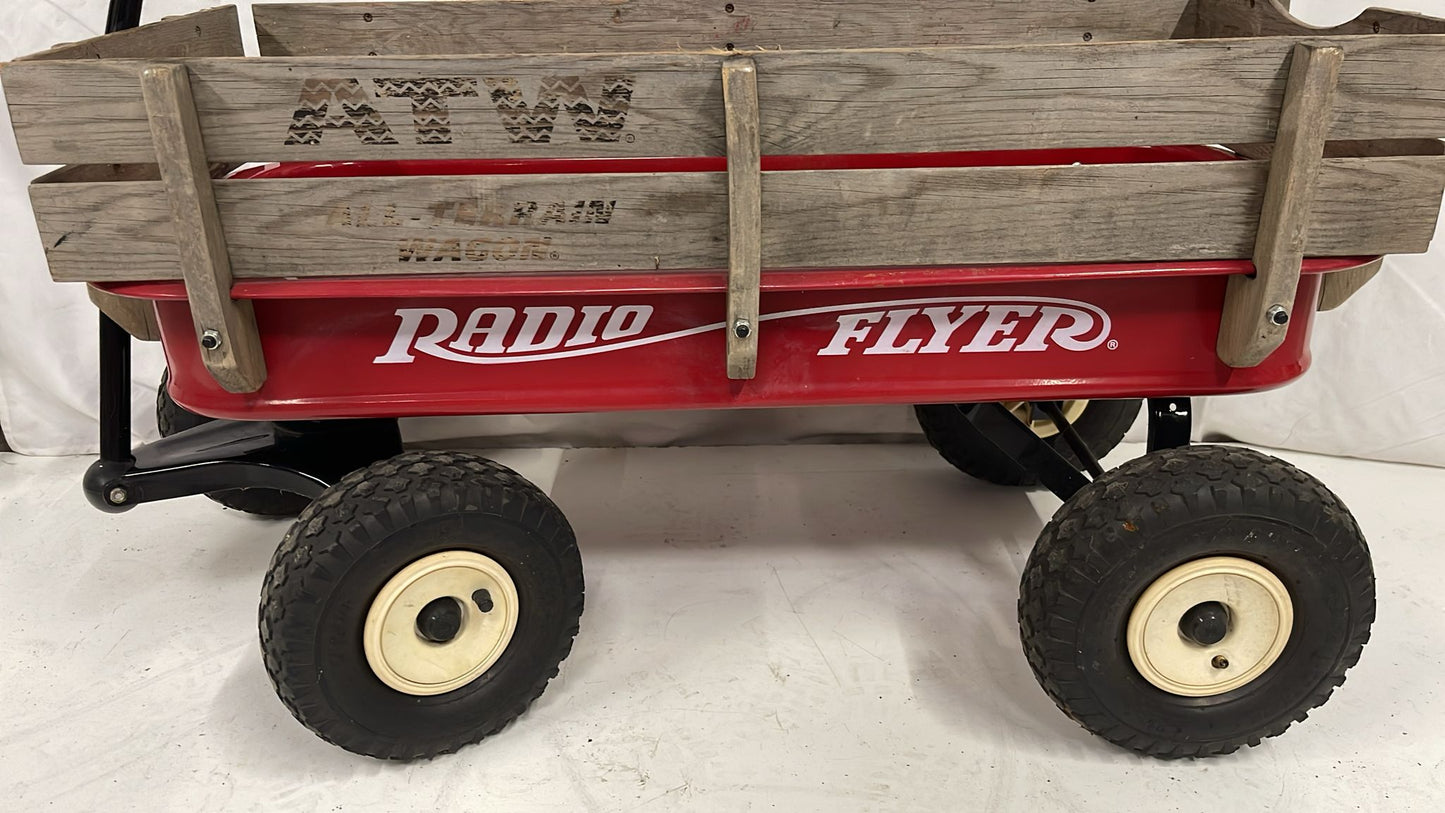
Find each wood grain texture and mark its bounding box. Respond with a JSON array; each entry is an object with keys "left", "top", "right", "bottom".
[
  {"left": 252, "top": 0, "right": 1198, "bottom": 56},
  {"left": 10, "top": 35, "right": 1445, "bottom": 166},
  {"left": 1195, "top": 0, "right": 1445, "bottom": 38},
  {"left": 15, "top": 5, "right": 243, "bottom": 61},
  {"left": 87, "top": 286, "right": 161, "bottom": 341},
  {"left": 141, "top": 64, "right": 266, "bottom": 394},
  {"left": 1218, "top": 44, "right": 1342, "bottom": 368},
  {"left": 723, "top": 57, "right": 761, "bottom": 381},
  {"left": 1317, "top": 258, "right": 1384, "bottom": 311},
  {"left": 30, "top": 155, "right": 1445, "bottom": 282}
]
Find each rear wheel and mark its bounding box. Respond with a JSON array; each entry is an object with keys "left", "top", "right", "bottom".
[
  {"left": 1018, "top": 445, "right": 1374, "bottom": 757},
  {"left": 915, "top": 399, "right": 1141, "bottom": 486}
]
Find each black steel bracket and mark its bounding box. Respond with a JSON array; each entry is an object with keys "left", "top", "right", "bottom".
[
  {"left": 1147, "top": 397, "right": 1193, "bottom": 452},
  {"left": 949, "top": 403, "right": 1090, "bottom": 501}
]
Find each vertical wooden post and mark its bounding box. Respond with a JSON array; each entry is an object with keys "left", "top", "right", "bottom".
[
  {"left": 141, "top": 63, "right": 267, "bottom": 393},
  {"left": 1217, "top": 42, "right": 1343, "bottom": 368},
  {"left": 722, "top": 56, "right": 762, "bottom": 380}
]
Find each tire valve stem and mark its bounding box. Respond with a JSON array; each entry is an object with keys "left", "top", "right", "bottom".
[
  {"left": 472, "top": 589, "right": 494, "bottom": 613},
  {"left": 1211, "top": 655, "right": 1230, "bottom": 670}
]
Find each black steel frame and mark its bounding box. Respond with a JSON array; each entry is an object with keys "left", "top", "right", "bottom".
[{"left": 949, "top": 397, "right": 1192, "bottom": 502}]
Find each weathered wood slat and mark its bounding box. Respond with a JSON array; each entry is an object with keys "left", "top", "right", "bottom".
[
  {"left": 722, "top": 56, "right": 762, "bottom": 381},
  {"left": 1219, "top": 43, "right": 1343, "bottom": 368},
  {"left": 1195, "top": 0, "right": 1445, "bottom": 38},
  {"left": 9, "top": 35, "right": 1445, "bottom": 166},
  {"left": 141, "top": 64, "right": 266, "bottom": 394},
  {"left": 30, "top": 155, "right": 1445, "bottom": 282},
  {"left": 15, "top": 5, "right": 243, "bottom": 61},
  {"left": 1318, "top": 258, "right": 1384, "bottom": 311},
  {"left": 87, "top": 287, "right": 161, "bottom": 342},
  {"left": 252, "top": 0, "right": 1197, "bottom": 57}
]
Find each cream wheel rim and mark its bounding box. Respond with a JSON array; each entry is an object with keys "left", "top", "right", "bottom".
[
  {"left": 1002, "top": 400, "right": 1089, "bottom": 438},
  {"left": 1126, "top": 556, "right": 1293, "bottom": 697},
  {"left": 363, "top": 551, "right": 520, "bottom": 696}
]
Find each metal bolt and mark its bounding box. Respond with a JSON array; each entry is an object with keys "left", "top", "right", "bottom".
[
  {"left": 733, "top": 321, "right": 751, "bottom": 339},
  {"left": 1266, "top": 305, "right": 1290, "bottom": 327},
  {"left": 107, "top": 487, "right": 128, "bottom": 505},
  {"left": 472, "top": 589, "right": 494, "bottom": 613},
  {"left": 199, "top": 329, "right": 222, "bottom": 351},
  {"left": 1211, "top": 655, "right": 1230, "bottom": 670}
]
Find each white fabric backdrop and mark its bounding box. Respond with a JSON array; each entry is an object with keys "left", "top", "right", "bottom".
[{"left": 1, "top": 0, "right": 1442, "bottom": 463}]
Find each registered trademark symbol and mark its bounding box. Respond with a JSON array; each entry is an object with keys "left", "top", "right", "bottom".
[
  {"left": 624, "top": 133, "right": 636, "bottom": 143},
  {"left": 1107, "top": 339, "right": 1119, "bottom": 350}
]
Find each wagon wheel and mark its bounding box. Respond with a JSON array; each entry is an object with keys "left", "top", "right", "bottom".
[
  {"left": 914, "top": 399, "right": 1142, "bottom": 486},
  {"left": 260, "top": 451, "right": 584, "bottom": 759},
  {"left": 1019, "top": 445, "right": 1374, "bottom": 757}
]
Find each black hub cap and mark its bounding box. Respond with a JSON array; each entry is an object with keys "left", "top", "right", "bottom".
[
  {"left": 1180, "top": 601, "right": 1230, "bottom": 646},
  {"left": 416, "top": 597, "right": 463, "bottom": 643}
]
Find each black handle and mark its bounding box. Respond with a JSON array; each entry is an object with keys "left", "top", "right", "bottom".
[{"left": 106, "top": 0, "right": 144, "bottom": 33}]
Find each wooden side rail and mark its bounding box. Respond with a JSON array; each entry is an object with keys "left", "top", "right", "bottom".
[
  {"left": 9, "top": 36, "right": 1445, "bottom": 166},
  {"left": 722, "top": 57, "right": 762, "bottom": 381},
  {"left": 142, "top": 64, "right": 266, "bottom": 393},
  {"left": 1218, "top": 43, "right": 1342, "bottom": 368},
  {"left": 251, "top": 0, "right": 1202, "bottom": 56}
]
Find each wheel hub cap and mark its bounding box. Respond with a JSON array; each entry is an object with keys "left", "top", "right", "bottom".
[
  {"left": 363, "top": 551, "right": 519, "bottom": 696},
  {"left": 1126, "top": 556, "right": 1293, "bottom": 697}
]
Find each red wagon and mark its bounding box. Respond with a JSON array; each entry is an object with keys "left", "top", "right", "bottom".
[{"left": 6, "top": 0, "right": 1445, "bottom": 759}]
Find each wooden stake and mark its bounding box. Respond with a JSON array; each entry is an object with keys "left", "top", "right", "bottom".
[
  {"left": 723, "top": 57, "right": 762, "bottom": 381},
  {"left": 141, "top": 63, "right": 266, "bottom": 393},
  {"left": 1217, "top": 43, "right": 1343, "bottom": 368}
]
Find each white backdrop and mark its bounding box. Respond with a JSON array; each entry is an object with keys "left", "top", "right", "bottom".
[{"left": 1, "top": 0, "right": 1442, "bottom": 463}]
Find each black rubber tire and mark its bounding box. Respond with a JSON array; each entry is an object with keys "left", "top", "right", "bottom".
[
  {"left": 915, "top": 399, "right": 1142, "bottom": 486},
  {"left": 1019, "top": 445, "right": 1374, "bottom": 758},
  {"left": 259, "top": 451, "right": 584, "bottom": 760},
  {"left": 156, "top": 370, "right": 314, "bottom": 516}
]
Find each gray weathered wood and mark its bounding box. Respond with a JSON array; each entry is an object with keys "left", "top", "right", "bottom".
[
  {"left": 15, "top": 5, "right": 243, "bottom": 62},
  {"left": 29, "top": 154, "right": 1445, "bottom": 282},
  {"left": 1195, "top": 0, "right": 1445, "bottom": 38},
  {"left": 10, "top": 35, "right": 1445, "bottom": 166},
  {"left": 253, "top": 0, "right": 1197, "bottom": 56},
  {"left": 1218, "top": 43, "right": 1343, "bottom": 368},
  {"left": 1318, "top": 258, "right": 1384, "bottom": 311},
  {"left": 141, "top": 63, "right": 266, "bottom": 394},
  {"left": 87, "top": 286, "right": 161, "bottom": 342},
  {"left": 723, "top": 56, "right": 761, "bottom": 381},
  {"left": 1228, "top": 137, "right": 1445, "bottom": 160}
]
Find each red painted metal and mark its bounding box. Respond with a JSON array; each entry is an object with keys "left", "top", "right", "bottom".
[{"left": 114, "top": 145, "right": 1355, "bottom": 419}]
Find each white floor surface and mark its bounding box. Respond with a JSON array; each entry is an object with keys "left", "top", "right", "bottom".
[{"left": 2, "top": 442, "right": 1443, "bottom": 812}]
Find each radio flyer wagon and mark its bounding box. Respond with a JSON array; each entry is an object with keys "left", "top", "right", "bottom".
[{"left": 6, "top": 0, "right": 1445, "bottom": 760}]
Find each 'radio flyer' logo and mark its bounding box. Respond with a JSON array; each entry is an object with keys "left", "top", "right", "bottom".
[{"left": 374, "top": 297, "right": 1111, "bottom": 365}]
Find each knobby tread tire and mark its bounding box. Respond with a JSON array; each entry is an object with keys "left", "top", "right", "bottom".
[
  {"left": 1018, "top": 445, "right": 1374, "bottom": 758},
  {"left": 259, "top": 451, "right": 584, "bottom": 760}
]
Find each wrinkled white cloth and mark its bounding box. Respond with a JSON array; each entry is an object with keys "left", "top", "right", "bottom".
[{"left": 0, "top": 0, "right": 1441, "bottom": 464}]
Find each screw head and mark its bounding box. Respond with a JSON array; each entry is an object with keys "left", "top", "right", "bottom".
[
  {"left": 733, "top": 321, "right": 751, "bottom": 339},
  {"left": 107, "top": 487, "right": 128, "bottom": 505},
  {"left": 1211, "top": 655, "right": 1231, "bottom": 670},
  {"left": 1266, "top": 305, "right": 1290, "bottom": 327},
  {"left": 472, "top": 589, "right": 494, "bottom": 613},
  {"left": 199, "top": 329, "right": 222, "bottom": 351}
]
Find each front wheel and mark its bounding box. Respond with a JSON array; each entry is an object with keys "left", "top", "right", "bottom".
[
  {"left": 259, "top": 451, "right": 585, "bottom": 759},
  {"left": 1019, "top": 445, "right": 1374, "bottom": 758}
]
